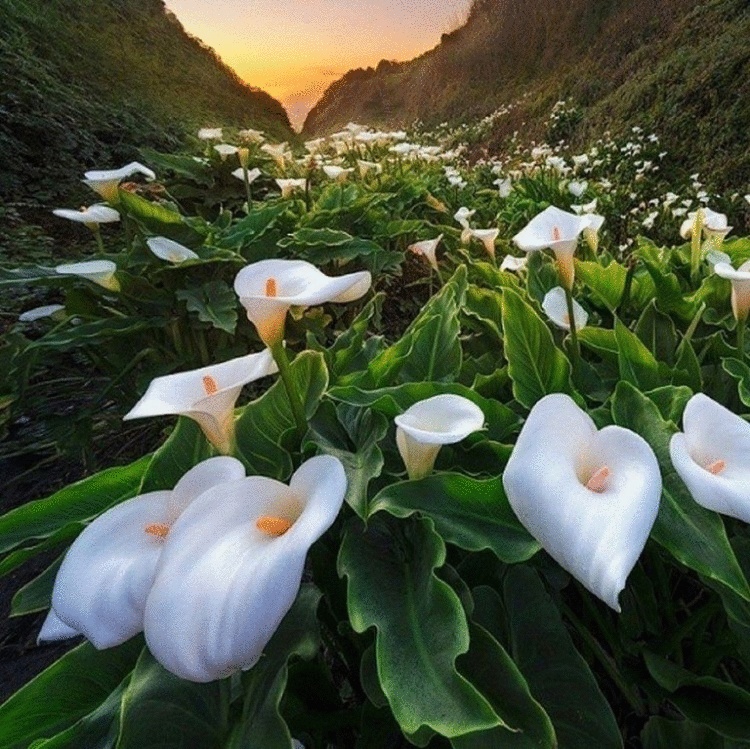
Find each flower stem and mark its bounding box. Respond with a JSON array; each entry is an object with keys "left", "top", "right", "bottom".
[
  {"left": 269, "top": 341, "right": 308, "bottom": 439},
  {"left": 92, "top": 226, "right": 105, "bottom": 254},
  {"left": 564, "top": 286, "right": 581, "bottom": 369},
  {"left": 241, "top": 165, "right": 252, "bottom": 210},
  {"left": 738, "top": 315, "right": 747, "bottom": 362}
]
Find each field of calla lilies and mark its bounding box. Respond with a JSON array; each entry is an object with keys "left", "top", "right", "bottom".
[{"left": 2, "top": 111, "right": 750, "bottom": 748}]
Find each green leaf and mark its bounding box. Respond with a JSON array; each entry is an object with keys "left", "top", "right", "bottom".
[
  {"left": 504, "top": 566, "right": 622, "bottom": 749},
  {"left": 643, "top": 651, "right": 750, "bottom": 741},
  {"left": 576, "top": 259, "right": 627, "bottom": 311},
  {"left": 723, "top": 357, "right": 750, "bottom": 408},
  {"left": 278, "top": 227, "right": 354, "bottom": 247},
  {"left": 369, "top": 473, "right": 539, "bottom": 563},
  {"left": 0, "top": 638, "right": 143, "bottom": 749},
  {"left": 501, "top": 287, "right": 573, "bottom": 408},
  {"left": 611, "top": 382, "right": 750, "bottom": 601},
  {"left": 219, "top": 203, "right": 288, "bottom": 250},
  {"left": 453, "top": 622, "right": 556, "bottom": 748},
  {"left": 641, "top": 716, "right": 724, "bottom": 749},
  {"left": 116, "top": 650, "right": 226, "bottom": 749},
  {"left": 176, "top": 280, "right": 238, "bottom": 333},
  {"left": 338, "top": 515, "right": 500, "bottom": 739},
  {"left": 138, "top": 417, "right": 213, "bottom": 494},
  {"left": 11, "top": 556, "right": 62, "bottom": 616},
  {"left": 615, "top": 318, "right": 661, "bottom": 390},
  {"left": 635, "top": 300, "right": 677, "bottom": 365},
  {"left": 235, "top": 351, "right": 328, "bottom": 479},
  {"left": 227, "top": 585, "right": 321, "bottom": 749},
  {"left": 118, "top": 190, "right": 200, "bottom": 244},
  {"left": 28, "top": 318, "right": 159, "bottom": 353},
  {"left": 0, "top": 455, "right": 150, "bottom": 555},
  {"left": 307, "top": 402, "right": 386, "bottom": 518},
  {"left": 139, "top": 148, "right": 214, "bottom": 185}
]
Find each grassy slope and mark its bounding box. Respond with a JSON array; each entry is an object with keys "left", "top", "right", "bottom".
[
  {"left": 0, "top": 0, "right": 293, "bottom": 203},
  {"left": 303, "top": 0, "right": 750, "bottom": 189}
]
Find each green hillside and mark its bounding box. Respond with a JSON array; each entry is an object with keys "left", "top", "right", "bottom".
[
  {"left": 0, "top": 0, "right": 293, "bottom": 203},
  {"left": 303, "top": 0, "right": 750, "bottom": 190}
]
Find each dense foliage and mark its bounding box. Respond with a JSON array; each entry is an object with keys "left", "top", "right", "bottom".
[{"left": 2, "top": 116, "right": 750, "bottom": 748}]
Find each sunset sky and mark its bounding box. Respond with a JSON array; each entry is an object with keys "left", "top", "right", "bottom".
[{"left": 163, "top": 0, "right": 471, "bottom": 129}]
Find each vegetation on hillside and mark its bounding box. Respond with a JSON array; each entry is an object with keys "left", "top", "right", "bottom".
[
  {"left": 303, "top": 0, "right": 750, "bottom": 191},
  {"left": 0, "top": 0, "right": 293, "bottom": 204}
]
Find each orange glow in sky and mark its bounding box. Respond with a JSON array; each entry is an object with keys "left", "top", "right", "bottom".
[{"left": 163, "top": 0, "right": 471, "bottom": 129}]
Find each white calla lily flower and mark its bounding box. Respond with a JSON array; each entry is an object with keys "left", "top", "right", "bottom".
[
  {"left": 322, "top": 165, "right": 354, "bottom": 182},
  {"left": 232, "top": 167, "right": 261, "bottom": 184},
  {"left": 55, "top": 260, "right": 119, "bottom": 291},
  {"left": 542, "top": 287, "right": 588, "bottom": 331},
  {"left": 503, "top": 394, "right": 661, "bottom": 611},
  {"left": 275, "top": 178, "right": 306, "bottom": 199},
  {"left": 214, "top": 143, "right": 239, "bottom": 160},
  {"left": 568, "top": 180, "right": 588, "bottom": 198},
  {"left": 239, "top": 128, "right": 265, "bottom": 143},
  {"left": 18, "top": 304, "right": 65, "bottom": 322},
  {"left": 53, "top": 205, "right": 120, "bottom": 228},
  {"left": 198, "top": 128, "right": 223, "bottom": 140},
  {"left": 513, "top": 205, "right": 603, "bottom": 289},
  {"left": 500, "top": 255, "right": 528, "bottom": 273},
  {"left": 680, "top": 208, "right": 732, "bottom": 242},
  {"left": 83, "top": 162, "right": 156, "bottom": 201},
  {"left": 469, "top": 228, "right": 500, "bottom": 259},
  {"left": 670, "top": 394, "right": 750, "bottom": 522},
  {"left": 234, "top": 259, "right": 371, "bottom": 347},
  {"left": 124, "top": 349, "right": 278, "bottom": 453},
  {"left": 408, "top": 235, "right": 443, "bottom": 271},
  {"left": 395, "top": 395, "right": 485, "bottom": 480},
  {"left": 143, "top": 455, "right": 347, "bottom": 682},
  {"left": 261, "top": 142, "right": 292, "bottom": 168},
  {"left": 454, "top": 206, "right": 475, "bottom": 230},
  {"left": 494, "top": 177, "right": 512, "bottom": 198},
  {"left": 357, "top": 159, "right": 382, "bottom": 177},
  {"left": 714, "top": 261, "right": 750, "bottom": 321},
  {"left": 146, "top": 236, "right": 199, "bottom": 264},
  {"left": 39, "top": 457, "right": 247, "bottom": 648}
]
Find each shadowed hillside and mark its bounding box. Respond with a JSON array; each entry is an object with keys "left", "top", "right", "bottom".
[
  {"left": 303, "top": 0, "right": 750, "bottom": 189},
  {"left": 0, "top": 0, "right": 294, "bottom": 203}
]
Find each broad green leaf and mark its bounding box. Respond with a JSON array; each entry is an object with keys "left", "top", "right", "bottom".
[
  {"left": 11, "top": 556, "right": 62, "bottom": 616},
  {"left": 635, "top": 300, "right": 677, "bottom": 365},
  {"left": 501, "top": 287, "right": 573, "bottom": 408},
  {"left": 611, "top": 382, "right": 750, "bottom": 601},
  {"left": 139, "top": 148, "right": 214, "bottom": 185},
  {"left": 307, "top": 402, "right": 386, "bottom": 518},
  {"left": 138, "top": 417, "right": 213, "bottom": 494},
  {"left": 235, "top": 351, "right": 328, "bottom": 479},
  {"left": 328, "top": 381, "right": 520, "bottom": 443},
  {"left": 118, "top": 190, "right": 199, "bottom": 244},
  {"left": 0, "top": 455, "right": 150, "bottom": 555},
  {"left": 338, "top": 515, "right": 500, "bottom": 739},
  {"left": 0, "top": 265, "right": 59, "bottom": 287},
  {"left": 28, "top": 318, "right": 159, "bottom": 353},
  {"left": 116, "top": 649, "right": 226, "bottom": 749},
  {"left": 504, "top": 566, "right": 622, "bottom": 749},
  {"left": 278, "top": 228, "right": 354, "bottom": 247},
  {"left": 0, "top": 638, "right": 143, "bottom": 749},
  {"left": 641, "top": 717, "right": 724, "bottom": 749},
  {"left": 219, "top": 203, "right": 288, "bottom": 250},
  {"left": 227, "top": 585, "right": 321, "bottom": 749},
  {"left": 723, "top": 357, "right": 750, "bottom": 408},
  {"left": 576, "top": 259, "right": 627, "bottom": 311},
  {"left": 643, "top": 651, "right": 750, "bottom": 741},
  {"left": 578, "top": 327, "right": 619, "bottom": 363},
  {"left": 615, "top": 318, "right": 661, "bottom": 390},
  {"left": 176, "top": 280, "right": 238, "bottom": 333},
  {"left": 369, "top": 473, "right": 539, "bottom": 563},
  {"left": 453, "top": 622, "right": 556, "bottom": 748}
]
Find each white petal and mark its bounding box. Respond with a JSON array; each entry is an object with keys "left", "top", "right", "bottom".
[
  {"left": 19, "top": 304, "right": 65, "bottom": 322},
  {"left": 51, "top": 491, "right": 173, "bottom": 648},
  {"left": 512, "top": 205, "right": 590, "bottom": 252},
  {"left": 394, "top": 394, "right": 485, "bottom": 445},
  {"left": 146, "top": 237, "right": 199, "bottom": 263},
  {"left": 38, "top": 610, "right": 80, "bottom": 643},
  {"left": 542, "top": 287, "right": 588, "bottom": 330},
  {"left": 53, "top": 206, "right": 120, "bottom": 224},
  {"left": 169, "top": 456, "right": 247, "bottom": 519},
  {"left": 503, "top": 394, "right": 661, "bottom": 611},
  {"left": 84, "top": 162, "right": 156, "bottom": 183},
  {"left": 670, "top": 394, "right": 750, "bottom": 521},
  {"left": 500, "top": 255, "right": 528, "bottom": 272}
]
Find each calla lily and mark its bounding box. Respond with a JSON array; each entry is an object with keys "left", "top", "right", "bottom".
[
  {"left": 234, "top": 259, "right": 371, "bottom": 347},
  {"left": 394, "top": 395, "right": 485, "bottom": 480},
  {"left": 408, "top": 235, "right": 443, "bottom": 272},
  {"left": 261, "top": 142, "right": 292, "bottom": 168},
  {"left": 18, "top": 304, "right": 65, "bottom": 322},
  {"left": 146, "top": 236, "right": 199, "bottom": 263},
  {"left": 53, "top": 205, "right": 120, "bottom": 228},
  {"left": 143, "top": 455, "right": 346, "bottom": 682},
  {"left": 83, "top": 162, "right": 156, "bottom": 201},
  {"left": 55, "top": 260, "right": 119, "bottom": 291},
  {"left": 714, "top": 261, "right": 750, "bottom": 322},
  {"left": 494, "top": 177, "right": 512, "bottom": 198},
  {"left": 322, "top": 165, "right": 354, "bottom": 182},
  {"left": 500, "top": 255, "right": 528, "bottom": 272},
  {"left": 542, "top": 287, "right": 588, "bottom": 331},
  {"left": 239, "top": 128, "right": 265, "bottom": 143},
  {"left": 468, "top": 228, "right": 499, "bottom": 259},
  {"left": 39, "top": 457, "right": 247, "bottom": 648},
  {"left": 670, "top": 394, "right": 750, "bottom": 522},
  {"left": 232, "top": 167, "right": 261, "bottom": 184},
  {"left": 214, "top": 143, "right": 239, "bottom": 160},
  {"left": 198, "top": 128, "right": 223, "bottom": 140},
  {"left": 276, "top": 178, "right": 306, "bottom": 199},
  {"left": 503, "top": 394, "right": 661, "bottom": 611},
  {"left": 123, "top": 349, "right": 278, "bottom": 454},
  {"left": 513, "top": 205, "right": 602, "bottom": 289},
  {"left": 357, "top": 159, "right": 382, "bottom": 177},
  {"left": 680, "top": 208, "right": 732, "bottom": 243},
  {"left": 454, "top": 206, "right": 475, "bottom": 230},
  {"left": 568, "top": 180, "right": 588, "bottom": 198}
]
